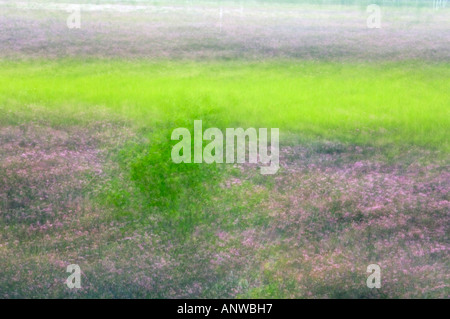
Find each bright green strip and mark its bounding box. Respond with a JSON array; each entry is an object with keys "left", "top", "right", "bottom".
[{"left": 0, "top": 59, "right": 448, "bottom": 152}]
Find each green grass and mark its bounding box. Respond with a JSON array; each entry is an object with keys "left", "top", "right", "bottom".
[
  {"left": 1, "top": 58, "right": 448, "bottom": 298},
  {"left": 0, "top": 59, "right": 448, "bottom": 154}
]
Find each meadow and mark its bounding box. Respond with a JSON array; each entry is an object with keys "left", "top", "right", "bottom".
[{"left": 0, "top": 1, "right": 449, "bottom": 298}]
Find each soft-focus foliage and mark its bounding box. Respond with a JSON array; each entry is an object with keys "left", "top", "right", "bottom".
[{"left": 0, "top": 1, "right": 448, "bottom": 298}]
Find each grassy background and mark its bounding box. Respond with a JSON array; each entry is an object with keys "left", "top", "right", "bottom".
[
  {"left": 0, "top": 0, "right": 449, "bottom": 298},
  {"left": 1, "top": 60, "right": 448, "bottom": 153}
]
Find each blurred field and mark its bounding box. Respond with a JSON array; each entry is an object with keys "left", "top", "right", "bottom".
[
  {"left": 0, "top": 1, "right": 449, "bottom": 298},
  {"left": 1, "top": 60, "right": 449, "bottom": 152},
  {"left": 1, "top": 1, "right": 449, "bottom": 60}
]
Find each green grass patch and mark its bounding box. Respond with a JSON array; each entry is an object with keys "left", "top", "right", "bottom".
[{"left": 0, "top": 59, "right": 448, "bottom": 154}]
